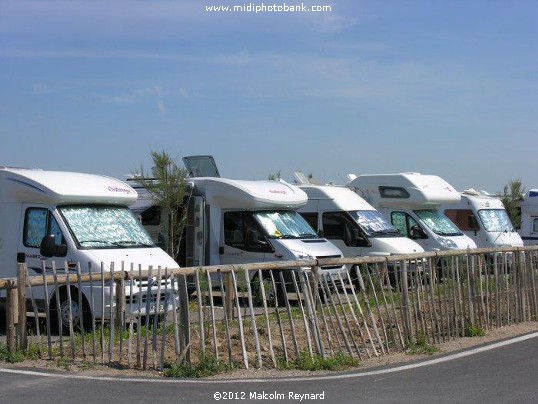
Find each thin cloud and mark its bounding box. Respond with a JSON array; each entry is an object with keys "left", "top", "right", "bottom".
[{"left": 157, "top": 100, "right": 166, "bottom": 116}]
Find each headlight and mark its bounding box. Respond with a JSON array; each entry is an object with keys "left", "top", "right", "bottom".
[
  {"left": 436, "top": 237, "right": 457, "bottom": 249},
  {"left": 296, "top": 253, "right": 315, "bottom": 260}
]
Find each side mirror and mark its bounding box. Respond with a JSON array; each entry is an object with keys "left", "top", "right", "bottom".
[
  {"left": 352, "top": 228, "right": 371, "bottom": 247},
  {"left": 409, "top": 225, "right": 427, "bottom": 239},
  {"left": 40, "top": 234, "right": 67, "bottom": 257}
]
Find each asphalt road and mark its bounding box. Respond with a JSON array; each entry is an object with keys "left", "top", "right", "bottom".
[{"left": 0, "top": 333, "right": 537, "bottom": 404}]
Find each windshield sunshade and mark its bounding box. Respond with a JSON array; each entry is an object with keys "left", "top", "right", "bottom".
[
  {"left": 60, "top": 206, "right": 154, "bottom": 249},
  {"left": 414, "top": 209, "right": 463, "bottom": 236},
  {"left": 254, "top": 211, "right": 317, "bottom": 239},
  {"left": 478, "top": 209, "right": 514, "bottom": 232},
  {"left": 349, "top": 210, "right": 399, "bottom": 237}
]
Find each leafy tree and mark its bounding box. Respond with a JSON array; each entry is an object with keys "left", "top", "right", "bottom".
[
  {"left": 501, "top": 179, "right": 525, "bottom": 229},
  {"left": 267, "top": 170, "right": 281, "bottom": 180},
  {"left": 134, "top": 151, "right": 189, "bottom": 260}
]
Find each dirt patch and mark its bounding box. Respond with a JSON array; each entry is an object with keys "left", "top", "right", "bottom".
[{"left": 2, "top": 322, "right": 536, "bottom": 380}]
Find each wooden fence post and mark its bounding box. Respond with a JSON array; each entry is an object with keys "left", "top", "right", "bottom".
[
  {"left": 6, "top": 282, "right": 18, "bottom": 353},
  {"left": 17, "top": 264, "right": 27, "bottom": 351},
  {"left": 115, "top": 273, "right": 125, "bottom": 328},
  {"left": 177, "top": 274, "right": 191, "bottom": 362},
  {"left": 225, "top": 271, "right": 234, "bottom": 321},
  {"left": 400, "top": 260, "right": 412, "bottom": 343}
]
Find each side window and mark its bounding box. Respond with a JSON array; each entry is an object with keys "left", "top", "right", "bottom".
[
  {"left": 391, "top": 212, "right": 423, "bottom": 238},
  {"left": 24, "top": 208, "right": 64, "bottom": 248},
  {"left": 224, "top": 212, "right": 244, "bottom": 248},
  {"left": 140, "top": 206, "right": 161, "bottom": 226},
  {"left": 322, "top": 212, "right": 356, "bottom": 246},
  {"left": 533, "top": 218, "right": 538, "bottom": 233},
  {"left": 445, "top": 209, "right": 474, "bottom": 230},
  {"left": 223, "top": 212, "right": 272, "bottom": 253},
  {"left": 299, "top": 212, "right": 318, "bottom": 232},
  {"left": 391, "top": 211, "right": 409, "bottom": 237}
]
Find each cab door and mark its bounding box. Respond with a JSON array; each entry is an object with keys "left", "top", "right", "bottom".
[
  {"left": 220, "top": 211, "right": 272, "bottom": 267},
  {"left": 390, "top": 211, "right": 430, "bottom": 250},
  {"left": 321, "top": 211, "right": 368, "bottom": 258},
  {"left": 18, "top": 204, "right": 69, "bottom": 276}
]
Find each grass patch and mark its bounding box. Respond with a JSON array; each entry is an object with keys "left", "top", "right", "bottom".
[
  {"left": 465, "top": 323, "right": 486, "bottom": 337},
  {"left": 0, "top": 343, "right": 42, "bottom": 363},
  {"left": 163, "top": 353, "right": 237, "bottom": 378},
  {"left": 406, "top": 335, "right": 438, "bottom": 355},
  {"left": 278, "top": 351, "right": 359, "bottom": 371}
]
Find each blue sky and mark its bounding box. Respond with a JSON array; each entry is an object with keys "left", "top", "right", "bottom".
[{"left": 1, "top": 0, "right": 537, "bottom": 193}]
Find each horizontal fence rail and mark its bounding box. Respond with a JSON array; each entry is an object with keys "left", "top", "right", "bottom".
[{"left": 1, "top": 246, "right": 537, "bottom": 372}]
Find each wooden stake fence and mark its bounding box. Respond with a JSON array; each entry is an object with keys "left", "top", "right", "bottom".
[{"left": 1, "top": 246, "right": 537, "bottom": 370}]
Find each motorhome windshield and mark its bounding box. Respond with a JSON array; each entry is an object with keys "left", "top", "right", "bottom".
[
  {"left": 349, "top": 210, "right": 399, "bottom": 237},
  {"left": 414, "top": 209, "right": 463, "bottom": 236},
  {"left": 254, "top": 211, "right": 317, "bottom": 239},
  {"left": 478, "top": 209, "right": 514, "bottom": 232},
  {"left": 59, "top": 206, "right": 155, "bottom": 249}
]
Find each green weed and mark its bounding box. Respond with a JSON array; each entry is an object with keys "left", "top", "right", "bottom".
[
  {"left": 406, "top": 335, "right": 438, "bottom": 355},
  {"left": 278, "top": 351, "right": 359, "bottom": 371},
  {"left": 465, "top": 323, "right": 485, "bottom": 337},
  {"left": 163, "top": 353, "right": 237, "bottom": 378}
]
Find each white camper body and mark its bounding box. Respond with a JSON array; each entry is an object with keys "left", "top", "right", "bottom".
[
  {"left": 0, "top": 166, "right": 179, "bottom": 325},
  {"left": 297, "top": 185, "right": 425, "bottom": 262},
  {"left": 347, "top": 173, "right": 477, "bottom": 252},
  {"left": 185, "top": 178, "right": 345, "bottom": 279},
  {"left": 131, "top": 156, "right": 346, "bottom": 289},
  {"left": 443, "top": 189, "right": 523, "bottom": 248},
  {"left": 519, "top": 189, "right": 538, "bottom": 246}
]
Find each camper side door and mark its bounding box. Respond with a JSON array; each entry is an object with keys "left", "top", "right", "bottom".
[{"left": 18, "top": 204, "right": 69, "bottom": 276}]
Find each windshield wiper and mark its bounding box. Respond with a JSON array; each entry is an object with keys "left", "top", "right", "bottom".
[
  {"left": 79, "top": 240, "right": 154, "bottom": 248},
  {"left": 112, "top": 240, "right": 155, "bottom": 247},
  {"left": 371, "top": 229, "right": 399, "bottom": 235},
  {"left": 298, "top": 233, "right": 317, "bottom": 238},
  {"left": 79, "top": 240, "right": 115, "bottom": 246}
]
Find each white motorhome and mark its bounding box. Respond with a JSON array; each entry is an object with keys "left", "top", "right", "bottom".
[
  {"left": 347, "top": 173, "right": 477, "bottom": 252},
  {"left": 296, "top": 185, "right": 425, "bottom": 260},
  {"left": 519, "top": 189, "right": 538, "bottom": 246},
  {"left": 442, "top": 189, "right": 523, "bottom": 248},
  {"left": 130, "top": 156, "right": 346, "bottom": 300},
  {"left": 0, "top": 166, "right": 179, "bottom": 330}
]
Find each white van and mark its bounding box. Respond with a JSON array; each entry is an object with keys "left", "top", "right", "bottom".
[
  {"left": 442, "top": 189, "right": 523, "bottom": 248},
  {"left": 347, "top": 173, "right": 477, "bottom": 252},
  {"left": 130, "top": 156, "right": 346, "bottom": 301},
  {"left": 297, "top": 185, "right": 425, "bottom": 259},
  {"left": 519, "top": 189, "right": 538, "bottom": 246},
  {"left": 0, "top": 166, "right": 179, "bottom": 330}
]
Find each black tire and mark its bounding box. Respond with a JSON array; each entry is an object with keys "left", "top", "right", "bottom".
[
  {"left": 254, "top": 271, "right": 286, "bottom": 307},
  {"left": 50, "top": 286, "right": 92, "bottom": 335}
]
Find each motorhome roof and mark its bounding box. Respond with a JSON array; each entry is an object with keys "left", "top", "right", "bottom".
[
  {"left": 299, "top": 185, "right": 376, "bottom": 211},
  {"left": 456, "top": 190, "right": 505, "bottom": 210},
  {"left": 520, "top": 189, "right": 538, "bottom": 210},
  {"left": 348, "top": 172, "right": 460, "bottom": 208},
  {"left": 192, "top": 177, "right": 307, "bottom": 210},
  {"left": 0, "top": 167, "right": 137, "bottom": 205}
]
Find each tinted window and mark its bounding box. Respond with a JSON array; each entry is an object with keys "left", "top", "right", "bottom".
[
  {"left": 445, "top": 209, "right": 475, "bottom": 231},
  {"left": 223, "top": 212, "right": 272, "bottom": 253},
  {"left": 379, "top": 186, "right": 410, "bottom": 199},
  {"left": 298, "top": 212, "right": 318, "bottom": 231},
  {"left": 322, "top": 212, "right": 357, "bottom": 246}
]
